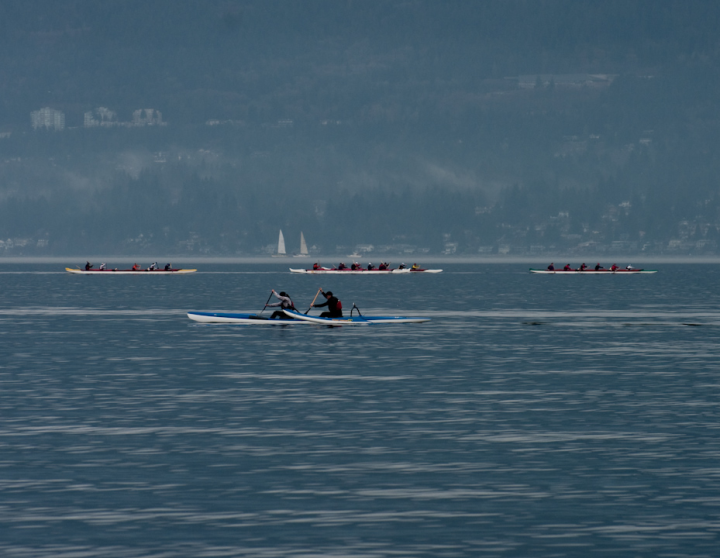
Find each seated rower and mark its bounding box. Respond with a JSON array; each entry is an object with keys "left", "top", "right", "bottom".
[
  {"left": 547, "top": 263, "right": 555, "bottom": 271},
  {"left": 351, "top": 262, "right": 360, "bottom": 270},
  {"left": 579, "top": 263, "right": 588, "bottom": 271},
  {"left": 85, "top": 261, "right": 93, "bottom": 271},
  {"left": 313, "top": 290, "right": 343, "bottom": 318},
  {"left": 563, "top": 264, "right": 572, "bottom": 271},
  {"left": 149, "top": 262, "right": 158, "bottom": 271},
  {"left": 398, "top": 263, "right": 406, "bottom": 269},
  {"left": 164, "top": 263, "right": 172, "bottom": 271},
  {"left": 267, "top": 290, "right": 296, "bottom": 319},
  {"left": 99, "top": 263, "right": 106, "bottom": 270},
  {"left": 611, "top": 263, "right": 619, "bottom": 271},
  {"left": 626, "top": 265, "right": 634, "bottom": 270},
  {"left": 338, "top": 262, "right": 347, "bottom": 270},
  {"left": 594, "top": 263, "right": 604, "bottom": 271},
  {"left": 378, "top": 262, "right": 388, "bottom": 270},
  {"left": 132, "top": 263, "right": 141, "bottom": 271},
  {"left": 313, "top": 262, "right": 320, "bottom": 270},
  {"left": 411, "top": 263, "right": 420, "bottom": 270},
  {"left": 367, "top": 263, "right": 375, "bottom": 271}
]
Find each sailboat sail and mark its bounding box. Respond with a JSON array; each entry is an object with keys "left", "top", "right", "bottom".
[
  {"left": 277, "top": 230, "right": 286, "bottom": 255},
  {"left": 299, "top": 232, "right": 308, "bottom": 255}
]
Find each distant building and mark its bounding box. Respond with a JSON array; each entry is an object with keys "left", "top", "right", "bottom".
[
  {"left": 84, "top": 107, "right": 118, "bottom": 127},
  {"left": 132, "top": 109, "right": 164, "bottom": 126},
  {"left": 31, "top": 107, "right": 65, "bottom": 130},
  {"left": 514, "top": 74, "right": 617, "bottom": 89}
]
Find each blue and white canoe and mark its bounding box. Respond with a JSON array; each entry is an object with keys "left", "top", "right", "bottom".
[
  {"left": 187, "top": 311, "right": 310, "bottom": 325},
  {"left": 282, "top": 309, "right": 430, "bottom": 325}
]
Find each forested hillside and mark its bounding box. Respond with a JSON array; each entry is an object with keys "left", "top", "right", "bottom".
[{"left": 1, "top": 1, "right": 720, "bottom": 255}]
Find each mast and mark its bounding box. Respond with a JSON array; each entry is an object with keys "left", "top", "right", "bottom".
[{"left": 300, "top": 232, "right": 308, "bottom": 255}]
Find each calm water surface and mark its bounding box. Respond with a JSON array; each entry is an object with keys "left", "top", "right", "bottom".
[{"left": 1, "top": 263, "right": 719, "bottom": 557}]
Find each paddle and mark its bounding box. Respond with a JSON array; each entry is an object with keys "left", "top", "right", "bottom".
[
  {"left": 258, "top": 291, "right": 274, "bottom": 315},
  {"left": 305, "top": 288, "right": 323, "bottom": 314}
]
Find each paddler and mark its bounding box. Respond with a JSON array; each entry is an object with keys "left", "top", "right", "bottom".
[
  {"left": 313, "top": 262, "right": 321, "bottom": 270},
  {"left": 267, "top": 290, "right": 296, "bottom": 319},
  {"left": 85, "top": 261, "right": 93, "bottom": 270},
  {"left": 611, "top": 263, "right": 619, "bottom": 271},
  {"left": 411, "top": 263, "right": 420, "bottom": 270},
  {"left": 313, "top": 289, "right": 343, "bottom": 318},
  {"left": 132, "top": 263, "right": 141, "bottom": 271},
  {"left": 338, "top": 262, "right": 347, "bottom": 270},
  {"left": 164, "top": 263, "right": 172, "bottom": 271},
  {"left": 547, "top": 263, "right": 555, "bottom": 271},
  {"left": 578, "top": 263, "right": 588, "bottom": 271},
  {"left": 594, "top": 263, "right": 605, "bottom": 271},
  {"left": 563, "top": 264, "right": 572, "bottom": 271}
]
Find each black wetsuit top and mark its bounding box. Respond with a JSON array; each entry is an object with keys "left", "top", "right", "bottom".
[{"left": 315, "top": 296, "right": 342, "bottom": 317}]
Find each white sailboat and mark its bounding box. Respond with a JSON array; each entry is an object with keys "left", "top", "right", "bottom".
[
  {"left": 294, "top": 232, "right": 309, "bottom": 257},
  {"left": 272, "top": 230, "right": 287, "bottom": 257}
]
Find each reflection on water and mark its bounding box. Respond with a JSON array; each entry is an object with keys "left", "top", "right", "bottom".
[{"left": 1, "top": 263, "right": 719, "bottom": 557}]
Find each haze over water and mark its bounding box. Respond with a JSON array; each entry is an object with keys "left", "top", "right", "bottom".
[{"left": 1, "top": 263, "right": 719, "bottom": 557}]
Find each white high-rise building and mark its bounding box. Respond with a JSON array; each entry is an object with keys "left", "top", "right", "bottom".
[
  {"left": 31, "top": 107, "right": 65, "bottom": 130},
  {"left": 132, "top": 108, "right": 163, "bottom": 126}
]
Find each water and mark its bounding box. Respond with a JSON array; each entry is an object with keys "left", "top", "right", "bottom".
[{"left": 1, "top": 263, "right": 720, "bottom": 557}]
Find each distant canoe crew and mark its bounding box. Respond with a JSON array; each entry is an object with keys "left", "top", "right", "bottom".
[
  {"left": 132, "top": 263, "right": 141, "bottom": 271},
  {"left": 338, "top": 262, "right": 347, "bottom": 270},
  {"left": 398, "top": 263, "right": 407, "bottom": 269},
  {"left": 626, "top": 264, "right": 634, "bottom": 270},
  {"left": 99, "top": 263, "right": 106, "bottom": 270},
  {"left": 149, "top": 262, "right": 158, "bottom": 271},
  {"left": 378, "top": 262, "right": 388, "bottom": 270},
  {"left": 313, "top": 262, "right": 321, "bottom": 270},
  {"left": 411, "top": 263, "right": 420, "bottom": 270},
  {"left": 165, "top": 263, "right": 172, "bottom": 271},
  {"left": 563, "top": 264, "right": 572, "bottom": 271},
  {"left": 594, "top": 263, "right": 604, "bottom": 271},
  {"left": 351, "top": 262, "right": 360, "bottom": 270},
  {"left": 267, "top": 289, "right": 296, "bottom": 320},
  {"left": 547, "top": 263, "right": 555, "bottom": 271},
  {"left": 367, "top": 263, "right": 375, "bottom": 270},
  {"left": 579, "top": 263, "right": 588, "bottom": 271},
  {"left": 85, "top": 261, "right": 93, "bottom": 270},
  {"left": 314, "top": 289, "right": 343, "bottom": 318},
  {"left": 611, "top": 263, "right": 619, "bottom": 271}
]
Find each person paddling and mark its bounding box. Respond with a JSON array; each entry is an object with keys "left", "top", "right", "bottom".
[
  {"left": 594, "top": 263, "right": 605, "bottom": 271},
  {"left": 611, "top": 263, "right": 619, "bottom": 271},
  {"left": 313, "top": 289, "right": 343, "bottom": 318},
  {"left": 578, "top": 263, "right": 588, "bottom": 271},
  {"left": 85, "top": 261, "right": 93, "bottom": 270},
  {"left": 563, "top": 263, "right": 572, "bottom": 271},
  {"left": 547, "top": 263, "right": 555, "bottom": 271},
  {"left": 267, "top": 290, "right": 296, "bottom": 319},
  {"left": 132, "top": 263, "right": 141, "bottom": 271}
]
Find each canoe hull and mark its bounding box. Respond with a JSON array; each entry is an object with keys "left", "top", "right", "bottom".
[
  {"left": 529, "top": 269, "right": 657, "bottom": 274},
  {"left": 67, "top": 268, "right": 196, "bottom": 275},
  {"left": 283, "top": 310, "right": 430, "bottom": 325},
  {"left": 289, "top": 268, "right": 442, "bottom": 274},
  {"left": 187, "top": 311, "right": 308, "bottom": 325}
]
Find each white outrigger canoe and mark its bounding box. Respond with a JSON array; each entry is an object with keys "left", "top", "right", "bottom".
[
  {"left": 282, "top": 309, "right": 430, "bottom": 325},
  {"left": 289, "top": 268, "right": 442, "bottom": 274},
  {"left": 187, "top": 311, "right": 309, "bottom": 325},
  {"left": 67, "top": 268, "right": 196, "bottom": 275},
  {"left": 529, "top": 268, "right": 657, "bottom": 274}
]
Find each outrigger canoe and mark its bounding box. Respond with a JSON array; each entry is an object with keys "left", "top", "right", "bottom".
[
  {"left": 67, "top": 268, "right": 196, "bottom": 275},
  {"left": 282, "top": 309, "right": 430, "bottom": 325},
  {"left": 529, "top": 268, "right": 657, "bottom": 274},
  {"left": 187, "top": 311, "right": 308, "bottom": 325},
  {"left": 289, "top": 268, "right": 442, "bottom": 274}
]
